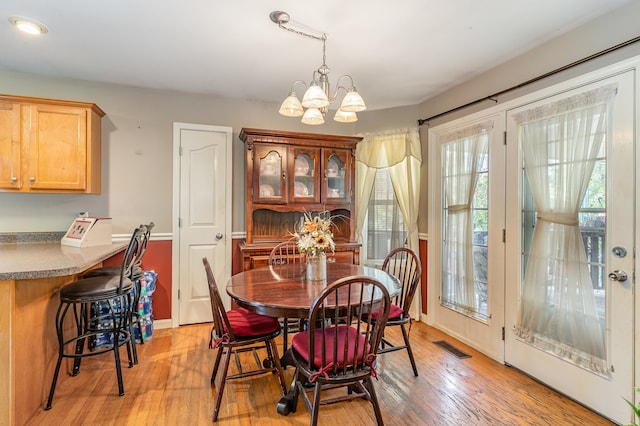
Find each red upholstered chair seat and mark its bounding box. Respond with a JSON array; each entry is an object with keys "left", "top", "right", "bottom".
[
  {"left": 291, "top": 325, "right": 370, "bottom": 368},
  {"left": 225, "top": 308, "right": 279, "bottom": 337},
  {"left": 369, "top": 303, "right": 404, "bottom": 321}
]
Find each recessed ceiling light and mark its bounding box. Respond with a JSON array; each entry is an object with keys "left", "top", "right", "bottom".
[{"left": 8, "top": 16, "right": 48, "bottom": 35}]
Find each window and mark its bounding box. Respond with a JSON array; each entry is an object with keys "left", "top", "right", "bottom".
[{"left": 366, "top": 168, "right": 407, "bottom": 263}]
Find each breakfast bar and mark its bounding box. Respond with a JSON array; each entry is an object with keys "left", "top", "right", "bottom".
[{"left": 0, "top": 233, "right": 126, "bottom": 426}]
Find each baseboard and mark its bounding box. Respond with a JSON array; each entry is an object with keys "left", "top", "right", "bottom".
[{"left": 153, "top": 319, "right": 173, "bottom": 330}]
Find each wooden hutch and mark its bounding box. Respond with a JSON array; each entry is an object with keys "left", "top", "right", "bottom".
[{"left": 239, "top": 128, "right": 362, "bottom": 271}]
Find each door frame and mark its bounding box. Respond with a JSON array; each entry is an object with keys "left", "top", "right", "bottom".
[{"left": 171, "top": 122, "right": 233, "bottom": 327}]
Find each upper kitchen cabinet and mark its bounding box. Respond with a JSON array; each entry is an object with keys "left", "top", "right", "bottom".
[{"left": 0, "top": 94, "right": 105, "bottom": 194}]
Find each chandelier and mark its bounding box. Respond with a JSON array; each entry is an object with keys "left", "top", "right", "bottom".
[{"left": 270, "top": 11, "right": 367, "bottom": 125}]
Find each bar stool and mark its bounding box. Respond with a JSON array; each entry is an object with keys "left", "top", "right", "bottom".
[
  {"left": 82, "top": 222, "right": 154, "bottom": 354},
  {"left": 45, "top": 224, "right": 147, "bottom": 410}
]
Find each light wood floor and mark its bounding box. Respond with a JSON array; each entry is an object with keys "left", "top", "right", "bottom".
[{"left": 28, "top": 321, "right": 614, "bottom": 425}]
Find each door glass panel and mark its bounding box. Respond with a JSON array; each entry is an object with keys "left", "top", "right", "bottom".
[
  {"left": 294, "top": 153, "right": 314, "bottom": 198},
  {"left": 515, "top": 84, "right": 616, "bottom": 375},
  {"left": 440, "top": 123, "right": 492, "bottom": 322},
  {"left": 258, "top": 150, "right": 281, "bottom": 198},
  {"left": 326, "top": 154, "right": 345, "bottom": 199}
]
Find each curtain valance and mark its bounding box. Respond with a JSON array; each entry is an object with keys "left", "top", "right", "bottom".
[{"left": 357, "top": 128, "right": 422, "bottom": 168}]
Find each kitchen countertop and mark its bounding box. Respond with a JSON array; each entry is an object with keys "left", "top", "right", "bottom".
[{"left": 0, "top": 237, "right": 127, "bottom": 280}]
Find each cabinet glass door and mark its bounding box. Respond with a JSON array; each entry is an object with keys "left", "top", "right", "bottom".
[
  {"left": 255, "top": 146, "right": 286, "bottom": 203},
  {"left": 323, "top": 150, "right": 350, "bottom": 202},
  {"left": 292, "top": 148, "right": 320, "bottom": 203}
]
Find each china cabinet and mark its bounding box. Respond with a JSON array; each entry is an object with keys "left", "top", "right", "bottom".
[
  {"left": 0, "top": 94, "right": 104, "bottom": 193},
  {"left": 239, "top": 128, "right": 362, "bottom": 271}
]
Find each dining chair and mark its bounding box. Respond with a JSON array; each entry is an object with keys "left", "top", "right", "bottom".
[
  {"left": 45, "top": 224, "right": 147, "bottom": 410},
  {"left": 203, "top": 257, "right": 287, "bottom": 422},
  {"left": 287, "top": 275, "right": 391, "bottom": 425},
  {"left": 82, "top": 222, "right": 154, "bottom": 355},
  {"left": 376, "top": 247, "right": 422, "bottom": 376},
  {"left": 268, "top": 240, "right": 304, "bottom": 353}
]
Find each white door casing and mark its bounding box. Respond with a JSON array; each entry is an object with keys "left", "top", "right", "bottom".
[{"left": 172, "top": 123, "right": 232, "bottom": 326}]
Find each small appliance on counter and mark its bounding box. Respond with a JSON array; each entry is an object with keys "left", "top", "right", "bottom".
[{"left": 61, "top": 217, "right": 112, "bottom": 247}]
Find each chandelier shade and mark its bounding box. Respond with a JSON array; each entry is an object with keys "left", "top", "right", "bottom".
[
  {"left": 301, "top": 108, "right": 325, "bottom": 125},
  {"left": 301, "top": 84, "right": 330, "bottom": 109},
  {"left": 339, "top": 89, "right": 367, "bottom": 112},
  {"left": 270, "top": 11, "right": 366, "bottom": 125},
  {"left": 333, "top": 109, "right": 358, "bottom": 123},
  {"left": 279, "top": 92, "right": 304, "bottom": 117}
]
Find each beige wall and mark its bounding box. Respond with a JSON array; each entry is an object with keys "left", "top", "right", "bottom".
[
  {"left": 0, "top": 1, "right": 638, "bottom": 235},
  {"left": 0, "top": 73, "right": 357, "bottom": 234}
]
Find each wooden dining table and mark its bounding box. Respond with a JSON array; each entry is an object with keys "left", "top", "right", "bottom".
[
  {"left": 226, "top": 261, "right": 402, "bottom": 320},
  {"left": 226, "top": 261, "right": 402, "bottom": 416}
]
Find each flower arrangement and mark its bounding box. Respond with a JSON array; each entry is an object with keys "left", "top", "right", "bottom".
[{"left": 293, "top": 211, "right": 335, "bottom": 257}]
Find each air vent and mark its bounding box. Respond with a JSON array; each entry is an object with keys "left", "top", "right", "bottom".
[{"left": 433, "top": 340, "right": 471, "bottom": 359}]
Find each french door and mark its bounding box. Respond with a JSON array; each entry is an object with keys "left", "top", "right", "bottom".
[
  {"left": 504, "top": 71, "right": 634, "bottom": 424},
  {"left": 428, "top": 114, "right": 506, "bottom": 361}
]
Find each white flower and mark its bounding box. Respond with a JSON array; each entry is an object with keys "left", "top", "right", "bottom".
[{"left": 293, "top": 211, "right": 335, "bottom": 257}]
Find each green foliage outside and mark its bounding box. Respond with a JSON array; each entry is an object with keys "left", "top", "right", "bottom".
[{"left": 625, "top": 387, "right": 640, "bottom": 426}]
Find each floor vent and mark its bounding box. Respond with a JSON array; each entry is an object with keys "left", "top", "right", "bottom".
[{"left": 433, "top": 340, "right": 471, "bottom": 359}]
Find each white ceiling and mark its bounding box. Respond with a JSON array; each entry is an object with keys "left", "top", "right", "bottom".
[{"left": 0, "top": 0, "right": 632, "bottom": 111}]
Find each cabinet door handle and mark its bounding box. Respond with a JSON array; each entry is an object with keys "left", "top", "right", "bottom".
[
  {"left": 29, "top": 177, "right": 35, "bottom": 184},
  {"left": 11, "top": 176, "right": 17, "bottom": 183}
]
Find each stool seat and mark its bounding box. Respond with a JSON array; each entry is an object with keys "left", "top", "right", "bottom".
[
  {"left": 83, "top": 265, "right": 144, "bottom": 281},
  {"left": 61, "top": 276, "right": 134, "bottom": 302}
]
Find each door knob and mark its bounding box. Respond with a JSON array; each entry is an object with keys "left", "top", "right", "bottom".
[
  {"left": 215, "top": 233, "right": 223, "bottom": 240},
  {"left": 608, "top": 270, "right": 628, "bottom": 282}
]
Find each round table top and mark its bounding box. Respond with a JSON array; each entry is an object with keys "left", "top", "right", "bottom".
[{"left": 226, "top": 262, "right": 401, "bottom": 319}]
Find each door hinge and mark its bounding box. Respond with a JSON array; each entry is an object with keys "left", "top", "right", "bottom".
[
  {"left": 502, "top": 229, "right": 506, "bottom": 243},
  {"left": 178, "top": 217, "right": 182, "bottom": 228},
  {"left": 502, "top": 327, "right": 505, "bottom": 341},
  {"left": 178, "top": 289, "right": 181, "bottom": 300},
  {"left": 503, "top": 131, "right": 507, "bottom": 145},
  {"left": 179, "top": 145, "right": 183, "bottom": 156}
]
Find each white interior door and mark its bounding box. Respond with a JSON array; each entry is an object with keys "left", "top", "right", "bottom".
[
  {"left": 504, "top": 72, "right": 634, "bottom": 424},
  {"left": 172, "top": 123, "right": 232, "bottom": 326},
  {"left": 428, "top": 114, "right": 506, "bottom": 362}
]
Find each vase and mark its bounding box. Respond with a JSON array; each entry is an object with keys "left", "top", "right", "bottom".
[{"left": 306, "top": 252, "right": 327, "bottom": 282}]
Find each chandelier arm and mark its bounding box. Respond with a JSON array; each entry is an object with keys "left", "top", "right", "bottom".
[
  {"left": 289, "top": 80, "right": 307, "bottom": 92},
  {"left": 326, "top": 75, "right": 356, "bottom": 103}
]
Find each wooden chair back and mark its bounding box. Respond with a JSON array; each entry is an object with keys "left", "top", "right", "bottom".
[
  {"left": 305, "top": 275, "right": 391, "bottom": 378},
  {"left": 381, "top": 247, "right": 421, "bottom": 316},
  {"left": 269, "top": 240, "right": 303, "bottom": 265},
  {"left": 203, "top": 257, "right": 235, "bottom": 341}
]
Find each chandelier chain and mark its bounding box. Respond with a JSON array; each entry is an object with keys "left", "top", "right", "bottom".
[{"left": 276, "top": 22, "right": 326, "bottom": 43}]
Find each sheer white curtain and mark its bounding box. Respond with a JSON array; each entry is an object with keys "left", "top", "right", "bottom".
[
  {"left": 513, "top": 84, "right": 617, "bottom": 375},
  {"left": 356, "top": 128, "right": 422, "bottom": 317},
  {"left": 440, "top": 122, "right": 491, "bottom": 311}
]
